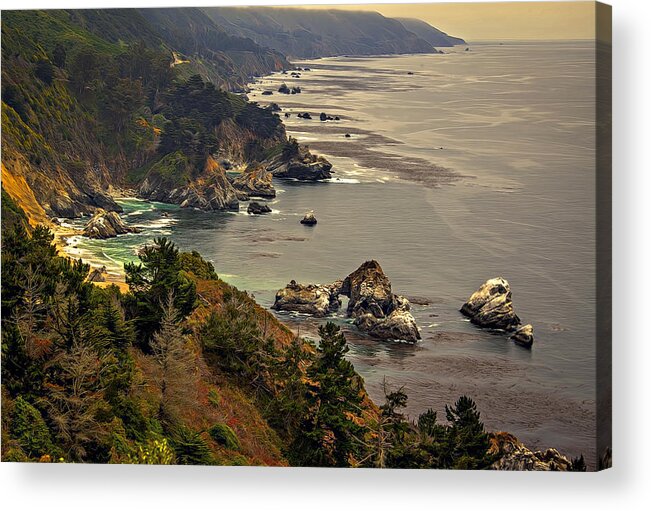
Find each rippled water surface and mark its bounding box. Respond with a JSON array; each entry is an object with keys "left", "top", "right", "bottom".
[{"left": 66, "top": 42, "right": 598, "bottom": 466}]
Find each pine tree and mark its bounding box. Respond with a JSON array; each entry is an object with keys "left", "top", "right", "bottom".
[
  {"left": 291, "top": 322, "right": 365, "bottom": 467},
  {"left": 150, "top": 292, "right": 198, "bottom": 422},
  {"left": 444, "top": 396, "right": 494, "bottom": 469}
]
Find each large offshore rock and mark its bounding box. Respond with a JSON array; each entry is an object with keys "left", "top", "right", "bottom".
[
  {"left": 232, "top": 166, "right": 276, "bottom": 199},
  {"left": 271, "top": 280, "right": 341, "bottom": 317},
  {"left": 489, "top": 432, "right": 573, "bottom": 471},
  {"left": 460, "top": 277, "right": 522, "bottom": 331},
  {"left": 355, "top": 295, "right": 420, "bottom": 342},
  {"left": 341, "top": 260, "right": 394, "bottom": 318},
  {"left": 83, "top": 210, "right": 140, "bottom": 239},
  {"left": 272, "top": 260, "right": 420, "bottom": 342},
  {"left": 341, "top": 260, "right": 420, "bottom": 342}
]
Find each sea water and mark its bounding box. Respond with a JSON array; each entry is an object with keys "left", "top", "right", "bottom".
[{"left": 65, "top": 41, "right": 598, "bottom": 466}]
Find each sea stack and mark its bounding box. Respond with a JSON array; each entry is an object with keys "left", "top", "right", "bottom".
[
  {"left": 460, "top": 277, "right": 521, "bottom": 331},
  {"left": 461, "top": 277, "right": 534, "bottom": 347},
  {"left": 300, "top": 211, "right": 317, "bottom": 225}
]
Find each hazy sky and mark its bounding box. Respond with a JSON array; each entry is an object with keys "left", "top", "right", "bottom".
[{"left": 288, "top": 2, "right": 599, "bottom": 41}]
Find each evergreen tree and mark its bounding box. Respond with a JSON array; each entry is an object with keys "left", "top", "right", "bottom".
[
  {"left": 290, "top": 322, "right": 365, "bottom": 467},
  {"left": 443, "top": 396, "right": 494, "bottom": 469},
  {"left": 150, "top": 292, "right": 198, "bottom": 422},
  {"left": 124, "top": 237, "right": 196, "bottom": 345}
]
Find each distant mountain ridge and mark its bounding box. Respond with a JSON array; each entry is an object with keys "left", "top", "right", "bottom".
[
  {"left": 202, "top": 7, "right": 462, "bottom": 59},
  {"left": 396, "top": 17, "right": 466, "bottom": 47}
]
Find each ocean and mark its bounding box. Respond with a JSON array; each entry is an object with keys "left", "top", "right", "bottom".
[{"left": 63, "top": 41, "right": 598, "bottom": 466}]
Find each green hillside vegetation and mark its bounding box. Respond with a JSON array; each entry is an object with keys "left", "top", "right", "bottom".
[
  {"left": 1, "top": 9, "right": 286, "bottom": 219},
  {"left": 2, "top": 216, "right": 503, "bottom": 468}
]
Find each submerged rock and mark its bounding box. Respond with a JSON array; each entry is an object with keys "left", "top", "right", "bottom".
[
  {"left": 247, "top": 202, "right": 272, "bottom": 215},
  {"left": 232, "top": 166, "right": 276, "bottom": 199},
  {"left": 510, "top": 324, "right": 534, "bottom": 348},
  {"left": 83, "top": 210, "right": 140, "bottom": 239},
  {"left": 460, "top": 277, "right": 521, "bottom": 331},
  {"left": 489, "top": 432, "right": 573, "bottom": 471},
  {"left": 300, "top": 211, "right": 317, "bottom": 225},
  {"left": 272, "top": 280, "right": 341, "bottom": 317}
]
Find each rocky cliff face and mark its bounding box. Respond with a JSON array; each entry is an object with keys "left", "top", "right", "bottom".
[
  {"left": 139, "top": 155, "right": 239, "bottom": 211},
  {"left": 232, "top": 166, "right": 276, "bottom": 199}
]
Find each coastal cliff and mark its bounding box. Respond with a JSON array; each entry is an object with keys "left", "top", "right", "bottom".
[
  {"left": 202, "top": 7, "right": 443, "bottom": 58},
  {"left": 396, "top": 18, "right": 467, "bottom": 47},
  {"left": 1, "top": 9, "right": 288, "bottom": 223}
]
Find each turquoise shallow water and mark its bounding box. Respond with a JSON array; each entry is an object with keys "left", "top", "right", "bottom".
[{"left": 64, "top": 42, "right": 598, "bottom": 466}]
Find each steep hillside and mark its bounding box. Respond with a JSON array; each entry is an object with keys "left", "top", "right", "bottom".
[
  {"left": 202, "top": 7, "right": 437, "bottom": 59},
  {"left": 396, "top": 18, "right": 466, "bottom": 47},
  {"left": 1, "top": 10, "right": 288, "bottom": 223}
]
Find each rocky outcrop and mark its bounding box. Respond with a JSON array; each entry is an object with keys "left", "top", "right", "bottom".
[
  {"left": 489, "top": 432, "right": 573, "bottom": 471},
  {"left": 139, "top": 155, "right": 239, "bottom": 211},
  {"left": 265, "top": 147, "right": 332, "bottom": 181},
  {"left": 341, "top": 260, "right": 420, "bottom": 342},
  {"left": 247, "top": 202, "right": 271, "bottom": 215},
  {"left": 300, "top": 211, "right": 317, "bottom": 225},
  {"left": 83, "top": 210, "right": 140, "bottom": 239},
  {"left": 272, "top": 261, "right": 420, "bottom": 342},
  {"left": 271, "top": 280, "right": 341, "bottom": 317},
  {"left": 232, "top": 166, "right": 276, "bottom": 199},
  {"left": 460, "top": 277, "right": 522, "bottom": 331},
  {"left": 510, "top": 324, "right": 534, "bottom": 348}
]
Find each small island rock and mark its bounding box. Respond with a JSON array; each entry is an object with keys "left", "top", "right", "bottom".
[
  {"left": 341, "top": 260, "right": 420, "bottom": 342},
  {"left": 272, "top": 280, "right": 341, "bottom": 317},
  {"left": 510, "top": 324, "right": 534, "bottom": 348},
  {"left": 300, "top": 211, "right": 317, "bottom": 225},
  {"left": 460, "top": 277, "right": 521, "bottom": 331}
]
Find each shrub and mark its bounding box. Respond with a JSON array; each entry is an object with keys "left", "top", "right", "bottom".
[
  {"left": 208, "top": 423, "right": 240, "bottom": 450},
  {"left": 179, "top": 251, "right": 218, "bottom": 280},
  {"left": 126, "top": 437, "right": 176, "bottom": 465},
  {"left": 34, "top": 60, "right": 54, "bottom": 85},
  {"left": 11, "top": 396, "right": 54, "bottom": 458},
  {"left": 170, "top": 426, "right": 214, "bottom": 465}
]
